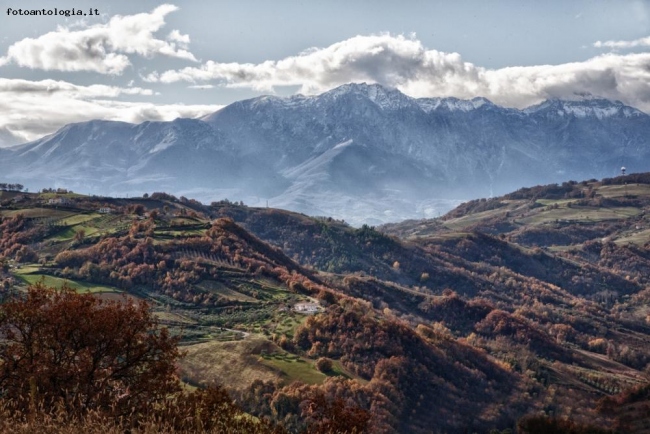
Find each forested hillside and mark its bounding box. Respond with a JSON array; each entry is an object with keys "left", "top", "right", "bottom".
[{"left": 1, "top": 174, "right": 650, "bottom": 432}]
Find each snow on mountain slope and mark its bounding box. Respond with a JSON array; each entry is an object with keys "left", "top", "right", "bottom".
[{"left": 2, "top": 83, "right": 650, "bottom": 225}]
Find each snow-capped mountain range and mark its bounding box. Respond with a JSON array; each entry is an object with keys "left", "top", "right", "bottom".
[{"left": 2, "top": 83, "right": 649, "bottom": 225}]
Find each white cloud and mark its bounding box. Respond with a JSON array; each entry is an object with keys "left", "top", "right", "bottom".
[
  {"left": 0, "top": 78, "right": 153, "bottom": 98},
  {"left": 167, "top": 30, "right": 191, "bottom": 45},
  {"left": 594, "top": 35, "right": 650, "bottom": 49},
  {"left": 0, "top": 78, "right": 221, "bottom": 144},
  {"left": 188, "top": 84, "right": 215, "bottom": 89},
  {"left": 146, "top": 33, "right": 650, "bottom": 112},
  {"left": 0, "top": 4, "right": 196, "bottom": 75}
]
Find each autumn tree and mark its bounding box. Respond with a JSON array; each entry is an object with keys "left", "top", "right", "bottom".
[
  {"left": 129, "top": 203, "right": 145, "bottom": 216},
  {"left": 73, "top": 228, "right": 85, "bottom": 244},
  {"left": 0, "top": 283, "right": 181, "bottom": 416},
  {"left": 301, "top": 392, "right": 370, "bottom": 434},
  {"left": 315, "top": 357, "right": 333, "bottom": 373}
]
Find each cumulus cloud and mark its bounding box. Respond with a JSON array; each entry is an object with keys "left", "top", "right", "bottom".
[
  {"left": 0, "top": 4, "right": 196, "bottom": 74},
  {"left": 145, "top": 33, "right": 650, "bottom": 112},
  {"left": 167, "top": 30, "right": 191, "bottom": 45},
  {"left": 594, "top": 35, "right": 650, "bottom": 49},
  {"left": 0, "top": 78, "right": 221, "bottom": 144}
]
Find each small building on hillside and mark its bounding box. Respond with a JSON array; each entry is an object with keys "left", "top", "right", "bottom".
[
  {"left": 294, "top": 302, "right": 320, "bottom": 314},
  {"left": 98, "top": 207, "right": 115, "bottom": 214}
]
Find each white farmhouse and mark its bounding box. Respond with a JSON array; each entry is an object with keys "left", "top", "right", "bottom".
[{"left": 294, "top": 302, "right": 320, "bottom": 314}]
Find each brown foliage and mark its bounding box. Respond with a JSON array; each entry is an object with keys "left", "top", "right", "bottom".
[
  {"left": 315, "top": 357, "right": 333, "bottom": 373},
  {"left": 0, "top": 387, "right": 285, "bottom": 433},
  {"left": 52, "top": 218, "right": 325, "bottom": 306},
  {"left": 0, "top": 283, "right": 181, "bottom": 416},
  {"left": 517, "top": 414, "right": 614, "bottom": 434},
  {"left": 240, "top": 379, "right": 371, "bottom": 434},
  {"left": 301, "top": 392, "right": 370, "bottom": 434},
  {"left": 290, "top": 303, "right": 519, "bottom": 433},
  {"left": 0, "top": 215, "right": 45, "bottom": 262},
  {"left": 152, "top": 386, "right": 285, "bottom": 433}
]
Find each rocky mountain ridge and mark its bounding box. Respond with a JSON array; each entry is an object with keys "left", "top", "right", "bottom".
[{"left": 2, "top": 83, "right": 649, "bottom": 225}]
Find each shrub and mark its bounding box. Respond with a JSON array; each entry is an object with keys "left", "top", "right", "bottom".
[{"left": 315, "top": 357, "right": 333, "bottom": 373}]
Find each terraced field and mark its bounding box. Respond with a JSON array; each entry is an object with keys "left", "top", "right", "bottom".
[
  {"left": 12, "top": 267, "right": 120, "bottom": 294},
  {"left": 520, "top": 205, "right": 641, "bottom": 226}
]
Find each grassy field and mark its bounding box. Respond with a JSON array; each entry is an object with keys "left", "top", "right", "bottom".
[
  {"left": 41, "top": 212, "right": 132, "bottom": 242},
  {"left": 154, "top": 229, "right": 206, "bottom": 237},
  {"left": 269, "top": 313, "right": 305, "bottom": 337},
  {"left": 443, "top": 207, "right": 513, "bottom": 231},
  {"left": 613, "top": 228, "right": 650, "bottom": 246},
  {"left": 536, "top": 198, "right": 580, "bottom": 206},
  {"left": 48, "top": 225, "right": 101, "bottom": 241},
  {"left": 596, "top": 183, "right": 650, "bottom": 198},
  {"left": 259, "top": 353, "right": 353, "bottom": 385},
  {"left": 170, "top": 217, "right": 204, "bottom": 225},
  {"left": 197, "top": 280, "right": 259, "bottom": 302},
  {"left": 0, "top": 208, "right": 73, "bottom": 219},
  {"left": 13, "top": 268, "right": 120, "bottom": 294},
  {"left": 180, "top": 338, "right": 282, "bottom": 389},
  {"left": 260, "top": 353, "right": 327, "bottom": 385},
  {"left": 59, "top": 213, "right": 101, "bottom": 225},
  {"left": 37, "top": 192, "right": 85, "bottom": 199},
  {"left": 519, "top": 205, "right": 641, "bottom": 226},
  {"left": 0, "top": 208, "right": 121, "bottom": 243},
  {"left": 154, "top": 311, "right": 197, "bottom": 324}
]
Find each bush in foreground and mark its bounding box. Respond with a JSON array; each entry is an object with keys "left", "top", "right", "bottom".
[{"left": 0, "top": 283, "right": 181, "bottom": 416}]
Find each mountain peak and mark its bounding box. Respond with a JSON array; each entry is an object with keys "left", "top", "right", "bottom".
[
  {"left": 319, "top": 82, "right": 416, "bottom": 110},
  {"left": 325, "top": 82, "right": 391, "bottom": 95},
  {"left": 524, "top": 97, "right": 644, "bottom": 119}
]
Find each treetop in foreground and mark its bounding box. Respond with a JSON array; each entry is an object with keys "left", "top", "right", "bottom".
[{"left": 0, "top": 283, "right": 181, "bottom": 416}]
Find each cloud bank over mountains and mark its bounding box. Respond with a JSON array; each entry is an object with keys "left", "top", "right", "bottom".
[
  {"left": 147, "top": 33, "right": 650, "bottom": 113},
  {"left": 0, "top": 78, "right": 221, "bottom": 142},
  {"left": 0, "top": 3, "right": 650, "bottom": 144}
]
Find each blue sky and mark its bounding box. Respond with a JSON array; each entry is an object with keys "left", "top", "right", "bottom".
[{"left": 0, "top": 0, "right": 649, "bottom": 145}]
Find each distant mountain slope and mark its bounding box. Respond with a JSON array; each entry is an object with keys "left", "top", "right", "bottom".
[{"left": 2, "top": 83, "right": 650, "bottom": 224}]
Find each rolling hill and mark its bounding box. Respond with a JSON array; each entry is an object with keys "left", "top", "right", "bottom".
[{"left": 2, "top": 173, "right": 650, "bottom": 432}]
